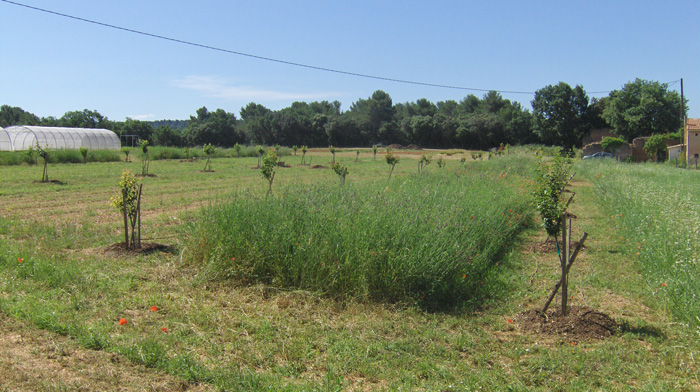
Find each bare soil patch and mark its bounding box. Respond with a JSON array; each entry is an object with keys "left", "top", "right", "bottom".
[
  {"left": 311, "top": 165, "right": 327, "bottom": 169},
  {"left": 103, "top": 242, "right": 176, "bottom": 256},
  {"left": 517, "top": 306, "right": 618, "bottom": 340}
]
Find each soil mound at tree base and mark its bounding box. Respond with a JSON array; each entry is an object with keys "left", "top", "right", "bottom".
[
  {"left": 104, "top": 242, "right": 175, "bottom": 256},
  {"left": 517, "top": 306, "right": 617, "bottom": 340}
]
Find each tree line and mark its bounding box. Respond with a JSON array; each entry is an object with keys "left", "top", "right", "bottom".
[{"left": 1, "top": 78, "right": 687, "bottom": 150}]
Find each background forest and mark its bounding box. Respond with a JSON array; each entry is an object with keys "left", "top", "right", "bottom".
[{"left": 1, "top": 79, "right": 687, "bottom": 151}]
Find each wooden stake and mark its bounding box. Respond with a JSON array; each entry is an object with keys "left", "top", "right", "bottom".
[
  {"left": 122, "top": 189, "right": 129, "bottom": 250},
  {"left": 541, "top": 232, "right": 588, "bottom": 314},
  {"left": 136, "top": 184, "right": 143, "bottom": 249}
]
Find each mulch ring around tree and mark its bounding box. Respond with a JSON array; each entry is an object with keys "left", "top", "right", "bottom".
[
  {"left": 517, "top": 306, "right": 618, "bottom": 340},
  {"left": 103, "top": 242, "right": 176, "bottom": 257},
  {"left": 311, "top": 165, "right": 328, "bottom": 169}
]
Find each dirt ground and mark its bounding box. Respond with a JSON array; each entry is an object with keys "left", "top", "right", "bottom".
[{"left": 0, "top": 313, "right": 214, "bottom": 391}]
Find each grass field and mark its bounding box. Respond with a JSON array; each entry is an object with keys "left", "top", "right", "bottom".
[{"left": 0, "top": 149, "right": 698, "bottom": 391}]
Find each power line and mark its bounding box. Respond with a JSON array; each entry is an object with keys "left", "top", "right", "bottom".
[
  {"left": 2, "top": 0, "right": 680, "bottom": 98},
  {"left": 1, "top": 0, "right": 538, "bottom": 95}
]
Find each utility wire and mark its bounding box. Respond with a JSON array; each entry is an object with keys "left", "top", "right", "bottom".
[
  {"left": 3, "top": 0, "right": 680, "bottom": 97},
  {"left": 0, "top": 0, "right": 537, "bottom": 95}
]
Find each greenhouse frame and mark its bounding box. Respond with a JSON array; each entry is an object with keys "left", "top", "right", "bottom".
[{"left": 0, "top": 126, "right": 121, "bottom": 151}]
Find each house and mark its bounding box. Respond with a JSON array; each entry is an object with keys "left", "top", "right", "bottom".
[{"left": 685, "top": 119, "right": 700, "bottom": 165}]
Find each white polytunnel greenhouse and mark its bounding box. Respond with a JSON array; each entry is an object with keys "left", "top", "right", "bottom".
[
  {"left": 0, "top": 127, "right": 10, "bottom": 151},
  {"left": 0, "top": 126, "right": 121, "bottom": 151}
]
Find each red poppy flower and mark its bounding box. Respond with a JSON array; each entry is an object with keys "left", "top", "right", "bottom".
[
  {"left": 119, "top": 318, "right": 128, "bottom": 325},
  {"left": 661, "top": 282, "right": 667, "bottom": 287},
  {"left": 150, "top": 306, "right": 159, "bottom": 312},
  {"left": 507, "top": 319, "right": 513, "bottom": 324},
  {"left": 161, "top": 327, "right": 168, "bottom": 333},
  {"left": 17, "top": 258, "right": 23, "bottom": 263}
]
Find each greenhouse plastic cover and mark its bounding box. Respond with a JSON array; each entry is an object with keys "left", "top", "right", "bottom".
[{"left": 1, "top": 126, "right": 121, "bottom": 151}]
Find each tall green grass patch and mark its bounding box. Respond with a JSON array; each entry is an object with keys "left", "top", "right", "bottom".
[
  {"left": 184, "top": 155, "right": 534, "bottom": 310},
  {"left": 580, "top": 160, "right": 700, "bottom": 329},
  {"left": 0, "top": 149, "right": 121, "bottom": 165}
]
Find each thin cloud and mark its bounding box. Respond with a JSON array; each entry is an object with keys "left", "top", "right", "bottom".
[
  {"left": 171, "top": 75, "right": 341, "bottom": 101},
  {"left": 128, "top": 114, "right": 155, "bottom": 120}
]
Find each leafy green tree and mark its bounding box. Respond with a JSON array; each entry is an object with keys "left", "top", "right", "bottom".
[
  {"left": 240, "top": 103, "right": 273, "bottom": 144},
  {"left": 184, "top": 107, "right": 241, "bottom": 147},
  {"left": 372, "top": 145, "right": 378, "bottom": 161},
  {"left": 0, "top": 105, "right": 41, "bottom": 127},
  {"left": 79, "top": 147, "right": 88, "bottom": 164},
  {"left": 292, "top": 145, "right": 298, "bottom": 155},
  {"left": 116, "top": 118, "right": 153, "bottom": 143},
  {"left": 533, "top": 155, "right": 572, "bottom": 240},
  {"left": 256, "top": 145, "right": 265, "bottom": 168},
  {"left": 110, "top": 169, "right": 142, "bottom": 250},
  {"left": 152, "top": 125, "right": 182, "bottom": 147},
  {"left": 301, "top": 145, "right": 308, "bottom": 165},
  {"left": 59, "top": 109, "right": 112, "bottom": 129},
  {"left": 603, "top": 78, "right": 687, "bottom": 142},
  {"left": 202, "top": 143, "right": 217, "bottom": 171},
  {"left": 139, "top": 140, "right": 150, "bottom": 176},
  {"left": 643, "top": 134, "right": 667, "bottom": 162},
  {"left": 385, "top": 152, "right": 399, "bottom": 180},
  {"left": 532, "top": 82, "right": 591, "bottom": 150},
  {"left": 35, "top": 143, "right": 51, "bottom": 182},
  {"left": 350, "top": 90, "right": 395, "bottom": 144},
  {"left": 234, "top": 143, "right": 242, "bottom": 157},
  {"left": 331, "top": 162, "right": 349, "bottom": 185},
  {"left": 418, "top": 154, "right": 432, "bottom": 173},
  {"left": 437, "top": 156, "right": 446, "bottom": 169},
  {"left": 121, "top": 146, "right": 130, "bottom": 162},
  {"left": 260, "top": 149, "right": 278, "bottom": 195}
]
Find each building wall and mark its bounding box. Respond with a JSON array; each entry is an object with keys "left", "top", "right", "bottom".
[{"left": 686, "top": 119, "right": 700, "bottom": 164}]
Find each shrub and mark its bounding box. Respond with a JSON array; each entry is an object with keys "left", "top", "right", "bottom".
[{"left": 601, "top": 137, "right": 625, "bottom": 152}]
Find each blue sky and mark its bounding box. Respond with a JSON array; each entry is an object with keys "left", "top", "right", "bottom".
[{"left": 1, "top": 0, "right": 698, "bottom": 121}]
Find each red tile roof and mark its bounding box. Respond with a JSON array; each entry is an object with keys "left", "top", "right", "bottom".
[{"left": 688, "top": 118, "right": 700, "bottom": 130}]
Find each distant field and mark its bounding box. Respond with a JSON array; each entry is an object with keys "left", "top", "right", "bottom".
[{"left": 0, "top": 150, "right": 698, "bottom": 391}]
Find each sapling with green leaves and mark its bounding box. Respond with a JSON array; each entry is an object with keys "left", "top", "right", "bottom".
[
  {"left": 233, "top": 143, "right": 241, "bottom": 158},
  {"left": 184, "top": 146, "right": 190, "bottom": 159},
  {"left": 35, "top": 143, "right": 50, "bottom": 182},
  {"left": 301, "top": 145, "right": 308, "bottom": 165},
  {"left": 385, "top": 152, "right": 399, "bottom": 180},
  {"left": 329, "top": 145, "right": 336, "bottom": 164},
  {"left": 460, "top": 156, "right": 467, "bottom": 166},
  {"left": 437, "top": 156, "right": 446, "bottom": 169},
  {"left": 139, "top": 140, "right": 150, "bottom": 176},
  {"left": 261, "top": 148, "right": 278, "bottom": 195},
  {"left": 372, "top": 144, "right": 378, "bottom": 161},
  {"left": 331, "top": 162, "right": 349, "bottom": 185},
  {"left": 121, "top": 146, "right": 130, "bottom": 162},
  {"left": 79, "top": 147, "right": 88, "bottom": 164},
  {"left": 110, "top": 169, "right": 143, "bottom": 250},
  {"left": 293, "top": 145, "right": 298, "bottom": 156},
  {"left": 202, "top": 143, "right": 216, "bottom": 171},
  {"left": 533, "top": 154, "right": 572, "bottom": 243},
  {"left": 256, "top": 145, "right": 265, "bottom": 168},
  {"left": 418, "top": 154, "right": 432, "bottom": 173},
  {"left": 355, "top": 150, "right": 360, "bottom": 162}
]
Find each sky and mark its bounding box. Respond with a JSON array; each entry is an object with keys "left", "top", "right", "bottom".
[{"left": 1, "top": 0, "right": 698, "bottom": 122}]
